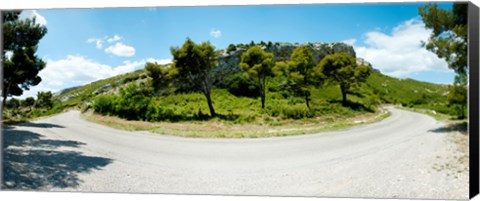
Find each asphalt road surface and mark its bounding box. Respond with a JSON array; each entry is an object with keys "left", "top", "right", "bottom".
[{"left": 2, "top": 107, "right": 468, "bottom": 199}]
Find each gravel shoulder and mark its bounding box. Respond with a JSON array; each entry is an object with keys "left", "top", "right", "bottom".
[{"left": 1, "top": 107, "right": 468, "bottom": 199}]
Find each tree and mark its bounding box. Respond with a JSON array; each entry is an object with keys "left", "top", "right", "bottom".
[
  {"left": 240, "top": 46, "right": 275, "bottom": 109},
  {"left": 5, "top": 98, "right": 20, "bottom": 113},
  {"left": 170, "top": 38, "right": 218, "bottom": 117},
  {"left": 22, "top": 97, "right": 35, "bottom": 112},
  {"left": 145, "top": 62, "right": 171, "bottom": 93},
  {"left": 36, "top": 91, "right": 53, "bottom": 109},
  {"left": 317, "top": 52, "right": 371, "bottom": 106},
  {"left": 115, "top": 83, "right": 153, "bottom": 120},
  {"left": 419, "top": 3, "right": 468, "bottom": 118},
  {"left": 418, "top": 3, "right": 468, "bottom": 84},
  {"left": 448, "top": 83, "right": 467, "bottom": 119},
  {"left": 2, "top": 12, "right": 48, "bottom": 106},
  {"left": 273, "top": 46, "right": 318, "bottom": 109},
  {"left": 226, "top": 44, "right": 237, "bottom": 53}
]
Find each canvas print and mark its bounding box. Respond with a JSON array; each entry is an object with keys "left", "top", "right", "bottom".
[{"left": 1, "top": 2, "right": 471, "bottom": 200}]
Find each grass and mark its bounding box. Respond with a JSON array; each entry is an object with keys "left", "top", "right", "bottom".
[
  {"left": 395, "top": 106, "right": 452, "bottom": 121},
  {"left": 82, "top": 107, "right": 390, "bottom": 138},
  {"left": 4, "top": 62, "right": 457, "bottom": 139}
]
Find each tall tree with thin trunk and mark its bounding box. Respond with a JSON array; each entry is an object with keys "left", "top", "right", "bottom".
[
  {"left": 418, "top": 3, "right": 468, "bottom": 119},
  {"left": 2, "top": 12, "right": 47, "bottom": 106},
  {"left": 273, "top": 45, "right": 317, "bottom": 109},
  {"left": 316, "top": 53, "right": 371, "bottom": 106},
  {"left": 240, "top": 46, "right": 274, "bottom": 109},
  {"left": 418, "top": 3, "right": 468, "bottom": 84},
  {"left": 170, "top": 38, "right": 218, "bottom": 117}
]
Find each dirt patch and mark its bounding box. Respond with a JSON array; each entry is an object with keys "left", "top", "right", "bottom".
[{"left": 432, "top": 121, "right": 468, "bottom": 179}]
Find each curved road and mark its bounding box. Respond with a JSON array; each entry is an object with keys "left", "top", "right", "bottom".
[{"left": 2, "top": 107, "right": 468, "bottom": 199}]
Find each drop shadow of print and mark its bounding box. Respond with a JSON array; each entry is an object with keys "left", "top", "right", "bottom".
[{"left": 2, "top": 128, "right": 113, "bottom": 190}]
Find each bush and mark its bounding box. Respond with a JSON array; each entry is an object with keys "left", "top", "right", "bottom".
[
  {"left": 93, "top": 95, "right": 117, "bottom": 115},
  {"left": 36, "top": 91, "right": 53, "bottom": 108},
  {"left": 223, "top": 73, "right": 260, "bottom": 97},
  {"left": 280, "top": 105, "right": 315, "bottom": 119},
  {"left": 266, "top": 104, "right": 314, "bottom": 119}
]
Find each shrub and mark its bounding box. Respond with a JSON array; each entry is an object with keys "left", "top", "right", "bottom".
[
  {"left": 280, "top": 105, "right": 315, "bottom": 119},
  {"left": 223, "top": 73, "right": 260, "bottom": 97},
  {"left": 93, "top": 95, "right": 117, "bottom": 115},
  {"left": 115, "top": 83, "right": 152, "bottom": 120}
]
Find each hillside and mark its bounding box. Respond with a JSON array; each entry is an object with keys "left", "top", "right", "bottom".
[
  {"left": 3, "top": 41, "right": 455, "bottom": 131},
  {"left": 51, "top": 65, "right": 451, "bottom": 118}
]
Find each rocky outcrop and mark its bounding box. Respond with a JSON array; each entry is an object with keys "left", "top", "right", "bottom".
[
  {"left": 215, "top": 42, "right": 361, "bottom": 79},
  {"left": 93, "top": 84, "right": 113, "bottom": 95}
]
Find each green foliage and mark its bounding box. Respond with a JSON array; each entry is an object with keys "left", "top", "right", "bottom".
[
  {"left": 224, "top": 73, "right": 260, "bottom": 97},
  {"left": 274, "top": 45, "right": 319, "bottom": 109},
  {"left": 240, "top": 46, "right": 275, "bottom": 108},
  {"left": 226, "top": 44, "right": 237, "bottom": 53},
  {"left": 418, "top": 3, "right": 468, "bottom": 84},
  {"left": 21, "top": 97, "right": 35, "bottom": 111},
  {"left": 170, "top": 38, "right": 218, "bottom": 117},
  {"left": 5, "top": 98, "right": 20, "bottom": 110},
  {"left": 145, "top": 62, "right": 172, "bottom": 92},
  {"left": 35, "top": 91, "right": 53, "bottom": 109},
  {"left": 447, "top": 84, "right": 467, "bottom": 119},
  {"left": 121, "top": 74, "right": 140, "bottom": 84},
  {"left": 419, "top": 3, "right": 468, "bottom": 119},
  {"left": 317, "top": 52, "right": 371, "bottom": 106},
  {"left": 115, "top": 83, "right": 153, "bottom": 120},
  {"left": 93, "top": 95, "right": 117, "bottom": 115},
  {"left": 2, "top": 13, "right": 48, "bottom": 104},
  {"left": 93, "top": 83, "right": 153, "bottom": 120}
]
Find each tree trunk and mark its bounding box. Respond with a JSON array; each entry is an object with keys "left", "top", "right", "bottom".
[
  {"left": 341, "top": 85, "right": 347, "bottom": 106},
  {"left": 2, "top": 94, "right": 7, "bottom": 108},
  {"left": 305, "top": 93, "right": 310, "bottom": 109},
  {"left": 261, "top": 94, "right": 265, "bottom": 109},
  {"left": 204, "top": 91, "right": 216, "bottom": 117},
  {"left": 260, "top": 83, "right": 266, "bottom": 109},
  {"left": 2, "top": 83, "right": 10, "bottom": 108}
]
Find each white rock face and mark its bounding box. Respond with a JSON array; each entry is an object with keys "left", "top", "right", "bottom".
[{"left": 215, "top": 42, "right": 360, "bottom": 79}]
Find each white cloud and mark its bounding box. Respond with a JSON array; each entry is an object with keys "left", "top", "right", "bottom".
[
  {"left": 146, "top": 58, "right": 172, "bottom": 65},
  {"left": 210, "top": 28, "right": 222, "bottom": 38},
  {"left": 104, "top": 42, "right": 136, "bottom": 57},
  {"left": 19, "top": 10, "right": 47, "bottom": 26},
  {"left": 342, "top": 38, "right": 357, "bottom": 46},
  {"left": 87, "top": 34, "right": 124, "bottom": 50},
  {"left": 87, "top": 38, "right": 104, "bottom": 49},
  {"left": 17, "top": 83, "right": 56, "bottom": 99},
  {"left": 107, "top": 35, "right": 122, "bottom": 43},
  {"left": 40, "top": 55, "right": 119, "bottom": 87},
  {"left": 354, "top": 18, "right": 450, "bottom": 77},
  {"left": 16, "top": 55, "right": 172, "bottom": 99}
]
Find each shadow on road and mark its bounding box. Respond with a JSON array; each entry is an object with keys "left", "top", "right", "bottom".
[
  {"left": 14, "top": 122, "right": 65, "bottom": 128},
  {"left": 429, "top": 122, "right": 468, "bottom": 135},
  {"left": 2, "top": 128, "right": 112, "bottom": 190}
]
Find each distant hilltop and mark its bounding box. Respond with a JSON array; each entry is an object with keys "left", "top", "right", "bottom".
[{"left": 215, "top": 41, "right": 376, "bottom": 78}]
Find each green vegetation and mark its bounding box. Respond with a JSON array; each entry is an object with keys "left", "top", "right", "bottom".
[
  {"left": 2, "top": 90, "right": 61, "bottom": 126},
  {"left": 83, "top": 107, "right": 391, "bottom": 138},
  {"left": 418, "top": 3, "right": 468, "bottom": 119},
  {"left": 2, "top": 11, "right": 48, "bottom": 105},
  {"left": 1, "top": 34, "right": 461, "bottom": 138},
  {"left": 273, "top": 45, "right": 318, "bottom": 109},
  {"left": 317, "top": 53, "right": 371, "bottom": 106},
  {"left": 240, "top": 46, "right": 275, "bottom": 109},
  {"left": 170, "top": 38, "right": 218, "bottom": 117}
]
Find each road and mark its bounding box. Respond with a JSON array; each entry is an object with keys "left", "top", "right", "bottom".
[{"left": 2, "top": 107, "right": 468, "bottom": 199}]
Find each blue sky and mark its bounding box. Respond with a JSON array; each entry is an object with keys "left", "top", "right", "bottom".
[{"left": 16, "top": 2, "right": 455, "bottom": 98}]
